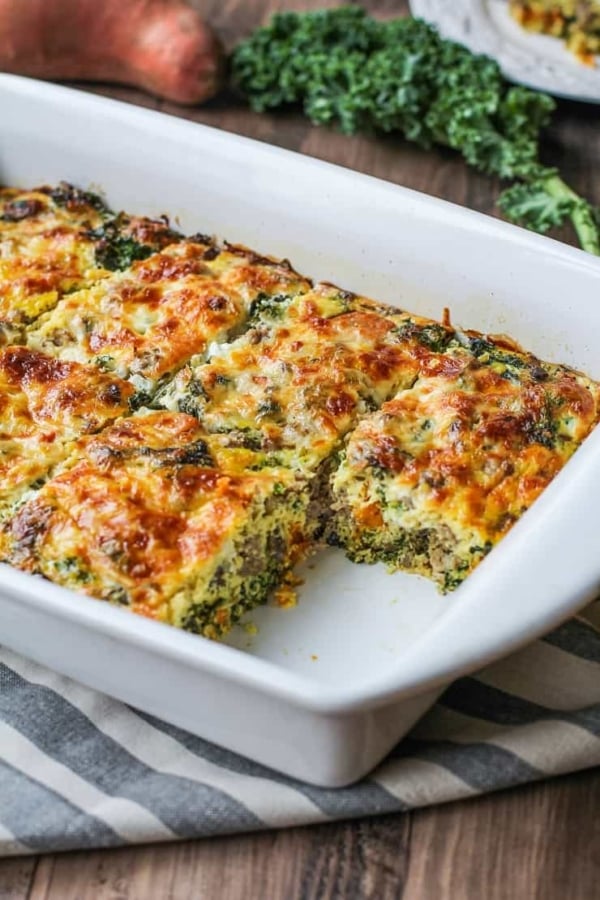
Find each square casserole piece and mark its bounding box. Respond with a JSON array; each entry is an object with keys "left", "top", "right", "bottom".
[
  {"left": 0, "top": 345, "right": 133, "bottom": 520},
  {"left": 157, "top": 282, "right": 428, "bottom": 474},
  {"left": 0, "top": 183, "right": 178, "bottom": 343},
  {"left": 2, "top": 410, "right": 312, "bottom": 638},
  {"left": 328, "top": 324, "right": 600, "bottom": 590},
  {"left": 27, "top": 238, "right": 312, "bottom": 402}
]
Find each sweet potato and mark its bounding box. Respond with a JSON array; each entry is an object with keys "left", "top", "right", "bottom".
[{"left": 0, "top": 0, "right": 224, "bottom": 104}]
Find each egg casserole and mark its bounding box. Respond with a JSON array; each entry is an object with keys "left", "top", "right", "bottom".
[
  {"left": 327, "top": 325, "right": 600, "bottom": 590},
  {"left": 2, "top": 411, "right": 311, "bottom": 639},
  {"left": 0, "top": 183, "right": 179, "bottom": 344},
  {"left": 1, "top": 183, "right": 598, "bottom": 638},
  {"left": 509, "top": 1, "right": 600, "bottom": 64}
]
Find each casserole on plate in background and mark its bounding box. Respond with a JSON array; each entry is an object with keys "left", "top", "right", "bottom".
[{"left": 1, "top": 74, "right": 600, "bottom": 786}]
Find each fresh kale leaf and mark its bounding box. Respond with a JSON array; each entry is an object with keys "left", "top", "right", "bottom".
[
  {"left": 498, "top": 181, "right": 573, "bottom": 233},
  {"left": 232, "top": 7, "right": 599, "bottom": 254},
  {"left": 87, "top": 217, "right": 154, "bottom": 271}
]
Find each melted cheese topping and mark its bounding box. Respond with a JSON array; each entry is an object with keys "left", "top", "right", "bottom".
[
  {"left": 160, "top": 284, "right": 429, "bottom": 470},
  {"left": 4, "top": 411, "right": 306, "bottom": 626},
  {"left": 332, "top": 328, "right": 600, "bottom": 587},
  {"left": 0, "top": 184, "right": 181, "bottom": 339},
  {"left": 0, "top": 187, "right": 107, "bottom": 335},
  {"left": 0, "top": 346, "right": 133, "bottom": 515},
  {"left": 28, "top": 239, "right": 312, "bottom": 397}
]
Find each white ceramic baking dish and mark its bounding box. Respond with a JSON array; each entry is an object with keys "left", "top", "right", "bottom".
[{"left": 1, "top": 74, "right": 600, "bottom": 787}]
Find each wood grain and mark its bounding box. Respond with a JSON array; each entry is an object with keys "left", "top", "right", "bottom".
[
  {"left": 3, "top": 770, "right": 598, "bottom": 899},
  {"left": 24, "top": 815, "right": 411, "bottom": 900},
  {"left": 0, "top": 858, "right": 37, "bottom": 900},
  {"left": 405, "top": 769, "right": 600, "bottom": 900},
  {"left": 1, "top": 1, "right": 599, "bottom": 897}
]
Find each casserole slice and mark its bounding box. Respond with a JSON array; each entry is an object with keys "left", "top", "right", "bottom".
[
  {"left": 1, "top": 410, "right": 312, "bottom": 638},
  {"left": 27, "top": 238, "right": 311, "bottom": 403},
  {"left": 157, "top": 282, "right": 428, "bottom": 475},
  {"left": 0, "top": 183, "right": 179, "bottom": 342},
  {"left": 0, "top": 345, "right": 133, "bottom": 519},
  {"left": 328, "top": 327, "right": 600, "bottom": 589}
]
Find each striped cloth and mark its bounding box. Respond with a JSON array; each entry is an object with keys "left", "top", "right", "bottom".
[{"left": 1, "top": 603, "right": 599, "bottom": 857}]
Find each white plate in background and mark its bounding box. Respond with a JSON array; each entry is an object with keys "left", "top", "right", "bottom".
[{"left": 410, "top": 0, "right": 600, "bottom": 101}]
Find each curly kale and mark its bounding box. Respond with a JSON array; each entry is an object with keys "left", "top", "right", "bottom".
[
  {"left": 498, "top": 172, "right": 600, "bottom": 251},
  {"left": 232, "top": 7, "right": 599, "bottom": 255},
  {"left": 86, "top": 217, "right": 155, "bottom": 271}
]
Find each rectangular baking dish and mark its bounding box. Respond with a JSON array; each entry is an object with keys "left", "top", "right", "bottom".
[{"left": 2, "top": 74, "right": 600, "bottom": 787}]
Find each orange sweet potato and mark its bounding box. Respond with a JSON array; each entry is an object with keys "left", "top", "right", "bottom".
[{"left": 0, "top": 0, "right": 224, "bottom": 104}]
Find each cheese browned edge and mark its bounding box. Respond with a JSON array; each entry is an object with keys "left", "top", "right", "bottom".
[
  {"left": 2, "top": 411, "right": 311, "bottom": 638},
  {"left": 327, "top": 324, "right": 600, "bottom": 590}
]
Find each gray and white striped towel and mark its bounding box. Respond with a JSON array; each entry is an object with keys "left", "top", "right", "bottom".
[{"left": 1, "top": 603, "right": 599, "bottom": 857}]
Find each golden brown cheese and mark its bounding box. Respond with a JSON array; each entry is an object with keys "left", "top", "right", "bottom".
[
  {"left": 329, "top": 326, "right": 600, "bottom": 589},
  {"left": 158, "top": 283, "right": 429, "bottom": 472},
  {"left": 3, "top": 411, "right": 311, "bottom": 637},
  {"left": 0, "top": 183, "right": 180, "bottom": 342},
  {"left": 27, "top": 238, "right": 311, "bottom": 401},
  {"left": 0, "top": 185, "right": 106, "bottom": 340},
  {"left": 0, "top": 345, "right": 133, "bottom": 518}
]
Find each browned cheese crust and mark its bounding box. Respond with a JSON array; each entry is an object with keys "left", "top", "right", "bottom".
[{"left": 0, "top": 345, "right": 133, "bottom": 520}]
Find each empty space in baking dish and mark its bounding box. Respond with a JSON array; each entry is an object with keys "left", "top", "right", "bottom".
[{"left": 224, "top": 551, "right": 453, "bottom": 684}]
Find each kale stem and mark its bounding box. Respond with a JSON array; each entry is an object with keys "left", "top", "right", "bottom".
[{"left": 542, "top": 173, "right": 600, "bottom": 256}]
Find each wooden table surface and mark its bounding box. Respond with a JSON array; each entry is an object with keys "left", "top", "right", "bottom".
[{"left": 2, "top": 1, "right": 600, "bottom": 897}]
